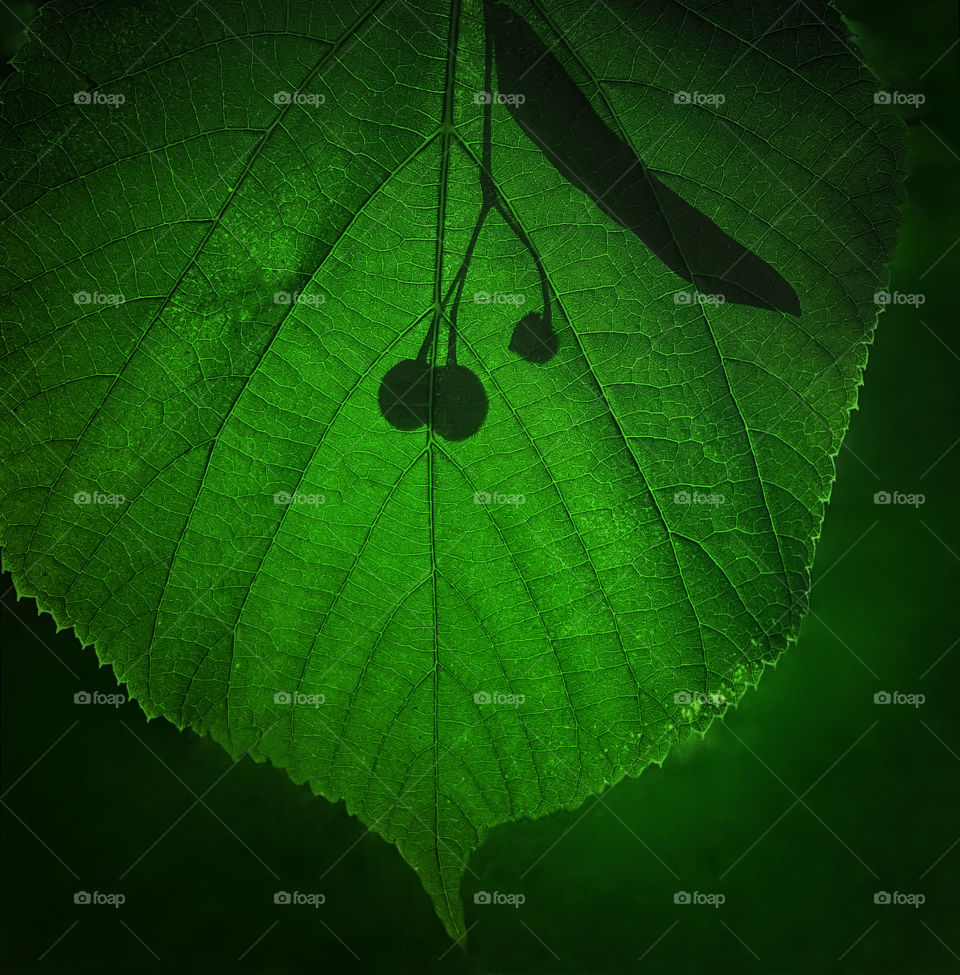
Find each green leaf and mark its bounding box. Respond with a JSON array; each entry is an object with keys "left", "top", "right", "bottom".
[
  {"left": 0, "top": 0, "right": 905, "bottom": 939},
  {"left": 488, "top": 0, "right": 802, "bottom": 315}
]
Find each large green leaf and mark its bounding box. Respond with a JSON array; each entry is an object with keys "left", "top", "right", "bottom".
[{"left": 0, "top": 0, "right": 905, "bottom": 938}]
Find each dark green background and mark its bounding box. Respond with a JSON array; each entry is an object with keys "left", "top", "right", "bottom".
[{"left": 2, "top": 2, "right": 958, "bottom": 972}]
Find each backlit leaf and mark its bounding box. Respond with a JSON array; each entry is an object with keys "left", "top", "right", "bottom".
[{"left": 0, "top": 0, "right": 906, "bottom": 938}]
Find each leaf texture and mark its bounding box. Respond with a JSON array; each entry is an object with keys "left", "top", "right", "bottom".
[{"left": 0, "top": 0, "right": 906, "bottom": 937}]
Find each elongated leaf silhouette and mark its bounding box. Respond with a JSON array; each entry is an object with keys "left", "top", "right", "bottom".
[
  {"left": 488, "top": 0, "right": 801, "bottom": 315},
  {"left": 0, "top": 0, "right": 904, "bottom": 940}
]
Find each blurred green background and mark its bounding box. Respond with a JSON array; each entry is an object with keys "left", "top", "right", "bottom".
[{"left": 2, "top": 2, "right": 958, "bottom": 972}]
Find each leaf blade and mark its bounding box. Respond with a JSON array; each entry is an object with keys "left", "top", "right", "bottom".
[{"left": 0, "top": 0, "right": 906, "bottom": 941}]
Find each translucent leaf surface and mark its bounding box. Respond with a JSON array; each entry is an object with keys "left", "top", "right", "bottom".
[{"left": 0, "top": 0, "right": 905, "bottom": 937}]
